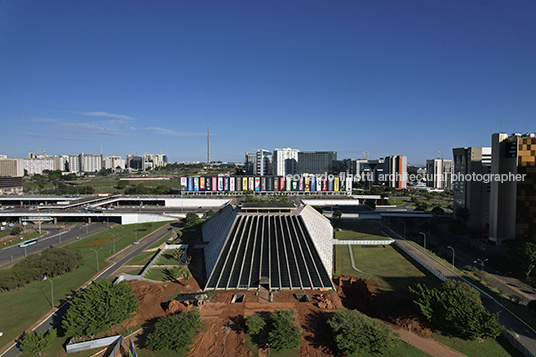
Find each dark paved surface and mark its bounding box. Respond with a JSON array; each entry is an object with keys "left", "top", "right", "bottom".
[
  {"left": 0, "top": 223, "right": 104, "bottom": 268},
  {"left": 0, "top": 223, "right": 173, "bottom": 357}
]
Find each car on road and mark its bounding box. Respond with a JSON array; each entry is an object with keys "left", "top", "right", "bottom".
[{"left": 133, "top": 241, "right": 141, "bottom": 245}]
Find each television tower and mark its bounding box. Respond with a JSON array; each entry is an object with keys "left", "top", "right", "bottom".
[{"left": 207, "top": 121, "right": 210, "bottom": 164}]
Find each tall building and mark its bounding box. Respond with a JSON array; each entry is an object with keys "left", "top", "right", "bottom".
[
  {"left": 489, "top": 133, "right": 536, "bottom": 243},
  {"left": 143, "top": 153, "right": 168, "bottom": 169},
  {"left": 426, "top": 158, "right": 452, "bottom": 189},
  {"left": 256, "top": 149, "right": 272, "bottom": 176},
  {"left": 103, "top": 156, "right": 126, "bottom": 171},
  {"left": 298, "top": 151, "right": 337, "bottom": 175},
  {"left": 68, "top": 154, "right": 80, "bottom": 173},
  {"left": 127, "top": 155, "right": 145, "bottom": 171},
  {"left": 52, "top": 155, "right": 69, "bottom": 171},
  {"left": 23, "top": 158, "right": 54, "bottom": 175},
  {"left": 0, "top": 159, "right": 24, "bottom": 177},
  {"left": 244, "top": 152, "right": 256, "bottom": 175},
  {"left": 384, "top": 155, "right": 407, "bottom": 189},
  {"left": 452, "top": 147, "right": 491, "bottom": 231},
  {"left": 82, "top": 154, "right": 103, "bottom": 173},
  {"left": 273, "top": 148, "right": 299, "bottom": 176}
]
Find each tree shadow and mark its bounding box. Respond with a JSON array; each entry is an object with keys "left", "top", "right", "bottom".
[
  {"left": 228, "top": 315, "right": 245, "bottom": 334},
  {"left": 136, "top": 316, "right": 160, "bottom": 349},
  {"left": 302, "top": 310, "right": 343, "bottom": 356}
]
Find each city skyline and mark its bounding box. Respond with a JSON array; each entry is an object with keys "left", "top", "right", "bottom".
[{"left": 1, "top": 1, "right": 534, "bottom": 165}]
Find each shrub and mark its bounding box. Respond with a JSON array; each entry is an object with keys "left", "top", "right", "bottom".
[
  {"left": 328, "top": 309, "right": 396, "bottom": 356},
  {"left": 246, "top": 313, "right": 265, "bottom": 337},
  {"left": 268, "top": 309, "right": 303, "bottom": 351},
  {"left": 62, "top": 280, "right": 138, "bottom": 338},
  {"left": 409, "top": 280, "right": 503, "bottom": 339},
  {"left": 145, "top": 310, "right": 203, "bottom": 352},
  {"left": 19, "top": 329, "right": 56, "bottom": 356}
]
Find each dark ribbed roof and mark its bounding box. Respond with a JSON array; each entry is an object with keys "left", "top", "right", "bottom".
[{"left": 205, "top": 214, "right": 332, "bottom": 290}]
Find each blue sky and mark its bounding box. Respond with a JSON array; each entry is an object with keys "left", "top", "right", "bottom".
[{"left": 0, "top": 0, "right": 534, "bottom": 165}]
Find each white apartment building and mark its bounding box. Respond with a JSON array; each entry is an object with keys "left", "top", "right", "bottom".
[
  {"left": 103, "top": 156, "right": 126, "bottom": 171},
  {"left": 426, "top": 158, "right": 452, "bottom": 190},
  {"left": 273, "top": 148, "right": 299, "bottom": 176},
  {"left": 23, "top": 158, "right": 54, "bottom": 175}
]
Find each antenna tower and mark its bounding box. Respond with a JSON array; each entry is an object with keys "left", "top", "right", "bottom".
[{"left": 207, "top": 121, "right": 210, "bottom": 164}]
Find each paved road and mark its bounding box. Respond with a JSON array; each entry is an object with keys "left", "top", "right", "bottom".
[
  {"left": 0, "top": 222, "right": 173, "bottom": 357},
  {"left": 0, "top": 223, "right": 105, "bottom": 267},
  {"left": 370, "top": 221, "right": 536, "bottom": 357}
]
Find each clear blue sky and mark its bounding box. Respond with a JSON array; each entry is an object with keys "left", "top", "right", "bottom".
[{"left": 1, "top": 0, "right": 534, "bottom": 165}]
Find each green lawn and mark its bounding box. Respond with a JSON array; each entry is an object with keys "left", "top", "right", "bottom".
[
  {"left": 155, "top": 251, "right": 183, "bottom": 266},
  {"left": 387, "top": 198, "right": 406, "bottom": 206},
  {"left": 145, "top": 268, "right": 168, "bottom": 282},
  {"left": 434, "top": 334, "right": 522, "bottom": 357},
  {"left": 124, "top": 268, "right": 143, "bottom": 275},
  {"left": 0, "top": 230, "right": 45, "bottom": 249},
  {"left": 126, "top": 251, "right": 157, "bottom": 266},
  {"left": 334, "top": 244, "right": 439, "bottom": 292},
  {"left": 0, "top": 221, "right": 170, "bottom": 349}
]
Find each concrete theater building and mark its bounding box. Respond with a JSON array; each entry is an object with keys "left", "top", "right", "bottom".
[{"left": 202, "top": 203, "right": 334, "bottom": 291}]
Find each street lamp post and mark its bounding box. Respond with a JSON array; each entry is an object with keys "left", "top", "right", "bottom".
[
  {"left": 266, "top": 343, "right": 272, "bottom": 357},
  {"left": 90, "top": 248, "right": 100, "bottom": 272},
  {"left": 420, "top": 232, "right": 426, "bottom": 252},
  {"left": 447, "top": 246, "right": 455, "bottom": 270},
  {"left": 408, "top": 323, "right": 412, "bottom": 344},
  {"left": 475, "top": 258, "right": 488, "bottom": 271},
  {"left": 46, "top": 277, "right": 56, "bottom": 308}
]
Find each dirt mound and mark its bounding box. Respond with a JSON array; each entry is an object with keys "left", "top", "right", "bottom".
[
  {"left": 311, "top": 293, "right": 336, "bottom": 310},
  {"left": 165, "top": 300, "right": 186, "bottom": 315},
  {"left": 120, "top": 280, "right": 184, "bottom": 329}
]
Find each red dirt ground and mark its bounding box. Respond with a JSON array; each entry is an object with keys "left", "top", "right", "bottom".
[{"left": 119, "top": 275, "right": 444, "bottom": 356}]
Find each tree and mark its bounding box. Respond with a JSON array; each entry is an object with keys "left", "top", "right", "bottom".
[
  {"left": 10, "top": 226, "right": 22, "bottom": 235},
  {"left": 171, "top": 248, "right": 184, "bottom": 262},
  {"left": 333, "top": 210, "right": 342, "bottom": 219},
  {"left": 409, "top": 280, "right": 503, "bottom": 339},
  {"left": 183, "top": 212, "right": 201, "bottom": 228},
  {"left": 205, "top": 209, "right": 215, "bottom": 218},
  {"left": 268, "top": 309, "right": 303, "bottom": 351},
  {"left": 520, "top": 242, "right": 536, "bottom": 278},
  {"left": 145, "top": 310, "right": 203, "bottom": 353},
  {"left": 431, "top": 206, "right": 445, "bottom": 215},
  {"left": 179, "top": 268, "right": 191, "bottom": 284},
  {"left": 20, "top": 328, "right": 56, "bottom": 356},
  {"left": 246, "top": 313, "right": 265, "bottom": 337},
  {"left": 327, "top": 309, "right": 396, "bottom": 356},
  {"left": 62, "top": 279, "right": 138, "bottom": 338}
]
